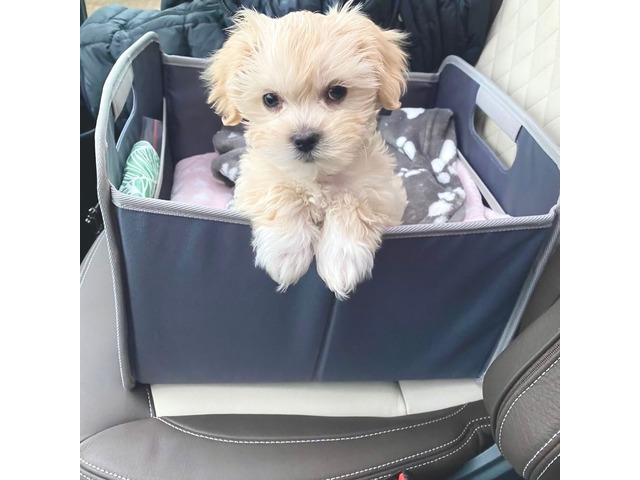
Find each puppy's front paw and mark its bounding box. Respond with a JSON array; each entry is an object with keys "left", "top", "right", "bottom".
[
  {"left": 316, "top": 237, "right": 375, "bottom": 300},
  {"left": 252, "top": 225, "right": 315, "bottom": 292}
]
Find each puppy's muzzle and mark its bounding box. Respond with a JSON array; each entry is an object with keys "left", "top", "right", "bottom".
[{"left": 291, "top": 131, "right": 321, "bottom": 156}]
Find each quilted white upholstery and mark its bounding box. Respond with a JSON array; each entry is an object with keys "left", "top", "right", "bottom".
[{"left": 475, "top": 0, "right": 560, "bottom": 166}]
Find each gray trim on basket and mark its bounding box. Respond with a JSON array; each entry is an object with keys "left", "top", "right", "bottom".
[
  {"left": 95, "top": 32, "right": 162, "bottom": 389},
  {"left": 112, "top": 187, "right": 556, "bottom": 239},
  {"left": 475, "top": 87, "right": 521, "bottom": 142},
  {"left": 112, "top": 65, "right": 134, "bottom": 121},
  {"left": 111, "top": 187, "right": 251, "bottom": 225},
  {"left": 162, "top": 53, "right": 210, "bottom": 68}
]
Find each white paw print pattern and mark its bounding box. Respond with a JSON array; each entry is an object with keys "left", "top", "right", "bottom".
[
  {"left": 395, "top": 135, "right": 417, "bottom": 161},
  {"left": 396, "top": 167, "right": 427, "bottom": 178},
  {"left": 220, "top": 163, "right": 239, "bottom": 182},
  {"left": 401, "top": 107, "right": 426, "bottom": 120},
  {"left": 426, "top": 139, "right": 463, "bottom": 220}
]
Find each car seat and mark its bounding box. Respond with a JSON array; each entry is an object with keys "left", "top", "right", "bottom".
[{"left": 80, "top": 0, "right": 559, "bottom": 478}]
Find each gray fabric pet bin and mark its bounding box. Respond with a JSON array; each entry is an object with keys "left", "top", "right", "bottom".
[{"left": 95, "top": 33, "right": 559, "bottom": 389}]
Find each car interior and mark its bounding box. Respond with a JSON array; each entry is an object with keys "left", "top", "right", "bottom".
[{"left": 80, "top": 0, "right": 560, "bottom": 479}]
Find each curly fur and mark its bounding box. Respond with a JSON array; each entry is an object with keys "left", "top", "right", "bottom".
[{"left": 203, "top": 2, "right": 408, "bottom": 298}]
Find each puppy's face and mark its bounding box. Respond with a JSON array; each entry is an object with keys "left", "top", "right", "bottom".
[{"left": 204, "top": 5, "right": 408, "bottom": 179}]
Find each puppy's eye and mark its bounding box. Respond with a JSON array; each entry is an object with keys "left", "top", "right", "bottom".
[
  {"left": 326, "top": 86, "right": 347, "bottom": 102},
  {"left": 263, "top": 93, "right": 280, "bottom": 109}
]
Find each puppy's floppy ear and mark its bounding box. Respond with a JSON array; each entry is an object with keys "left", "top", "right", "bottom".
[
  {"left": 372, "top": 28, "right": 409, "bottom": 111},
  {"left": 202, "top": 9, "right": 264, "bottom": 126},
  {"left": 328, "top": 3, "right": 409, "bottom": 111}
]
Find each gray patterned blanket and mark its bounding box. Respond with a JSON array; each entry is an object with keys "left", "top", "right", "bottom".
[{"left": 378, "top": 107, "right": 465, "bottom": 224}]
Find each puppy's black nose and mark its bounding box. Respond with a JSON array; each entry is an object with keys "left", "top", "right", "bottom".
[{"left": 291, "top": 131, "right": 320, "bottom": 153}]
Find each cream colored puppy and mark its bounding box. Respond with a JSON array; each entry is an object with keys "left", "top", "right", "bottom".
[{"left": 204, "top": 4, "right": 408, "bottom": 299}]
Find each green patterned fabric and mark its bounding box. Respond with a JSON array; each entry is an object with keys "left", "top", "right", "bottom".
[{"left": 119, "top": 141, "right": 161, "bottom": 198}]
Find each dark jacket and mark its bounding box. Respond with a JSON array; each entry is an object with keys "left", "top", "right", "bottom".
[{"left": 80, "top": 0, "right": 497, "bottom": 119}]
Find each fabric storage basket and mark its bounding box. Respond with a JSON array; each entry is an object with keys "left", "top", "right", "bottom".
[{"left": 95, "top": 33, "right": 559, "bottom": 389}]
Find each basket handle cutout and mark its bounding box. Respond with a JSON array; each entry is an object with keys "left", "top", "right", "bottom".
[{"left": 473, "top": 86, "right": 521, "bottom": 169}]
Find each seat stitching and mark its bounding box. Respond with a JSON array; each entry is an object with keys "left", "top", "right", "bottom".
[
  {"left": 79, "top": 419, "right": 489, "bottom": 480},
  {"left": 536, "top": 453, "right": 560, "bottom": 480},
  {"left": 364, "top": 423, "right": 492, "bottom": 480},
  {"left": 488, "top": 4, "right": 523, "bottom": 42},
  {"left": 80, "top": 459, "right": 132, "bottom": 480},
  {"left": 155, "top": 404, "right": 472, "bottom": 444},
  {"left": 507, "top": 58, "right": 558, "bottom": 105},
  {"left": 524, "top": 84, "right": 560, "bottom": 113},
  {"left": 522, "top": 430, "right": 560, "bottom": 477},
  {"left": 498, "top": 357, "right": 560, "bottom": 452},
  {"left": 490, "top": 0, "right": 559, "bottom": 92},
  {"left": 80, "top": 472, "right": 93, "bottom": 480}
]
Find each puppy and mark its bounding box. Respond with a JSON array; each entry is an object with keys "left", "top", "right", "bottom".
[{"left": 203, "top": 3, "right": 408, "bottom": 299}]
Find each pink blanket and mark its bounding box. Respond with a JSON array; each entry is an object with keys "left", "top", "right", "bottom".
[
  {"left": 455, "top": 161, "right": 509, "bottom": 222},
  {"left": 170, "top": 152, "right": 233, "bottom": 210},
  {"left": 171, "top": 152, "right": 508, "bottom": 224}
]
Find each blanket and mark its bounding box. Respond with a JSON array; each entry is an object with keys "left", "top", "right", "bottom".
[
  {"left": 379, "top": 108, "right": 466, "bottom": 224},
  {"left": 206, "top": 108, "right": 507, "bottom": 224},
  {"left": 170, "top": 152, "right": 234, "bottom": 209}
]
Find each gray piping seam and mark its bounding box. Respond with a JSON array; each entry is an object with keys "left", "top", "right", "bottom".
[
  {"left": 114, "top": 203, "right": 552, "bottom": 239},
  {"left": 112, "top": 194, "right": 555, "bottom": 238},
  {"left": 522, "top": 430, "right": 560, "bottom": 477},
  {"left": 497, "top": 357, "right": 560, "bottom": 452},
  {"left": 156, "top": 404, "right": 471, "bottom": 444},
  {"left": 324, "top": 421, "right": 491, "bottom": 480},
  {"left": 80, "top": 459, "right": 132, "bottom": 480},
  {"left": 112, "top": 195, "right": 250, "bottom": 225},
  {"left": 536, "top": 453, "right": 560, "bottom": 480},
  {"left": 385, "top": 225, "right": 552, "bottom": 239},
  {"left": 80, "top": 233, "right": 105, "bottom": 286},
  {"left": 384, "top": 220, "right": 553, "bottom": 239}
]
